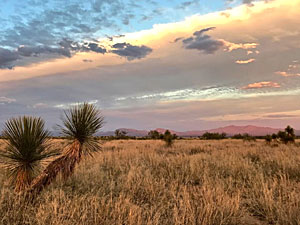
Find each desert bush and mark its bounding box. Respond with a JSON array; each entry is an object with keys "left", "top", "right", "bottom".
[
  {"left": 265, "top": 135, "right": 272, "bottom": 144},
  {"left": 163, "top": 130, "right": 174, "bottom": 147},
  {"left": 277, "top": 126, "right": 295, "bottom": 144},
  {"left": 148, "top": 130, "right": 161, "bottom": 139},
  {"left": 201, "top": 132, "right": 227, "bottom": 140},
  {"left": 114, "top": 129, "right": 129, "bottom": 139}
]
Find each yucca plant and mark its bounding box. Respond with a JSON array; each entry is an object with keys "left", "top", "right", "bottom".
[
  {"left": 29, "top": 103, "right": 104, "bottom": 195},
  {"left": 0, "top": 116, "right": 56, "bottom": 192}
]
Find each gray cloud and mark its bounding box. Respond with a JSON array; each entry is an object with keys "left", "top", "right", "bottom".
[
  {"left": 58, "top": 39, "right": 106, "bottom": 54},
  {"left": 0, "top": 40, "right": 153, "bottom": 69},
  {"left": 18, "top": 45, "right": 71, "bottom": 57},
  {"left": 173, "top": 37, "right": 184, "bottom": 43},
  {"left": 105, "top": 34, "right": 126, "bottom": 42},
  {"left": 182, "top": 27, "right": 224, "bottom": 54},
  {"left": 87, "top": 43, "right": 107, "bottom": 54},
  {"left": 177, "top": 0, "right": 200, "bottom": 9},
  {"left": 122, "top": 14, "right": 135, "bottom": 25},
  {"left": 111, "top": 42, "right": 153, "bottom": 60},
  {"left": 0, "top": 48, "right": 19, "bottom": 69},
  {"left": 0, "top": 40, "right": 108, "bottom": 69},
  {"left": 0, "top": 0, "right": 156, "bottom": 68},
  {"left": 227, "top": 0, "right": 271, "bottom": 6},
  {"left": 193, "top": 27, "right": 216, "bottom": 36}
]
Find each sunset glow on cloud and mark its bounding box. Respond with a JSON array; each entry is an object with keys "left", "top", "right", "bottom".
[
  {"left": 242, "top": 81, "right": 281, "bottom": 89},
  {"left": 1, "top": 0, "right": 300, "bottom": 130},
  {"left": 235, "top": 58, "right": 256, "bottom": 64}
]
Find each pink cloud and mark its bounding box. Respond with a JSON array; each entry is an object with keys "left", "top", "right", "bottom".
[
  {"left": 242, "top": 81, "right": 280, "bottom": 89},
  {"left": 276, "top": 60, "right": 300, "bottom": 76},
  {"left": 276, "top": 71, "right": 300, "bottom": 77},
  {"left": 235, "top": 58, "right": 255, "bottom": 64}
]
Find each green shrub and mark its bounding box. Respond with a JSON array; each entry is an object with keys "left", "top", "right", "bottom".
[{"left": 201, "top": 132, "right": 227, "bottom": 140}]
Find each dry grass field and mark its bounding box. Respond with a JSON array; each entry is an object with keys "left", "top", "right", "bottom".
[{"left": 1, "top": 139, "right": 300, "bottom": 225}]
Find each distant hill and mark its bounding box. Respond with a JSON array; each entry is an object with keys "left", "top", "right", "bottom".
[
  {"left": 205, "top": 125, "right": 281, "bottom": 136},
  {"left": 95, "top": 125, "right": 299, "bottom": 137}
]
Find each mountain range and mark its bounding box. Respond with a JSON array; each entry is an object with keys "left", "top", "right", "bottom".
[{"left": 96, "top": 125, "right": 300, "bottom": 137}]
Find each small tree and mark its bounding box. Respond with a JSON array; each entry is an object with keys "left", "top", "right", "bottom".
[
  {"left": 272, "top": 133, "right": 277, "bottom": 140},
  {"left": 277, "top": 125, "right": 295, "bottom": 144},
  {"left": 115, "top": 129, "right": 127, "bottom": 139},
  {"left": 148, "top": 130, "right": 160, "bottom": 139},
  {"left": 163, "top": 130, "right": 174, "bottom": 147}
]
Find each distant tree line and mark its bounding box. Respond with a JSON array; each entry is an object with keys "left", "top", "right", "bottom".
[
  {"left": 201, "top": 132, "right": 227, "bottom": 140},
  {"left": 104, "top": 125, "right": 298, "bottom": 144},
  {"left": 84, "top": 125, "right": 298, "bottom": 146}
]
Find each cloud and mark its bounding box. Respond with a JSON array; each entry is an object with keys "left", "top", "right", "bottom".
[
  {"left": 227, "top": 0, "right": 265, "bottom": 6},
  {"left": 33, "top": 103, "right": 48, "bottom": 109},
  {"left": 220, "top": 12, "right": 231, "bottom": 18},
  {"left": 1, "top": 0, "right": 300, "bottom": 131},
  {"left": 17, "top": 45, "right": 71, "bottom": 57},
  {"left": 275, "top": 60, "right": 300, "bottom": 77},
  {"left": 242, "top": 0, "right": 255, "bottom": 6},
  {"left": 0, "top": 0, "right": 162, "bottom": 69},
  {"left": 58, "top": 39, "right": 106, "bottom": 54},
  {"left": 54, "top": 100, "right": 98, "bottom": 109},
  {"left": 111, "top": 42, "right": 153, "bottom": 60},
  {"left": 177, "top": 0, "right": 200, "bottom": 9},
  {"left": 264, "top": 114, "right": 299, "bottom": 118},
  {"left": 182, "top": 27, "right": 259, "bottom": 55},
  {"left": 122, "top": 14, "right": 135, "bottom": 25},
  {"left": 0, "top": 96, "right": 16, "bottom": 103},
  {"left": 276, "top": 71, "right": 300, "bottom": 77},
  {"left": 242, "top": 81, "right": 280, "bottom": 89},
  {"left": 223, "top": 41, "right": 258, "bottom": 52},
  {"left": 173, "top": 37, "right": 184, "bottom": 43},
  {"left": 182, "top": 27, "right": 224, "bottom": 54},
  {"left": 0, "top": 48, "right": 19, "bottom": 69},
  {"left": 0, "top": 38, "right": 153, "bottom": 69},
  {"left": 235, "top": 58, "right": 256, "bottom": 64},
  {"left": 0, "top": 40, "right": 108, "bottom": 69},
  {"left": 87, "top": 43, "right": 107, "bottom": 54},
  {"left": 114, "top": 86, "right": 244, "bottom": 104}
]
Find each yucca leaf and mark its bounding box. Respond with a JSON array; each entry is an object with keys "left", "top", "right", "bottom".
[{"left": 0, "top": 116, "right": 58, "bottom": 192}]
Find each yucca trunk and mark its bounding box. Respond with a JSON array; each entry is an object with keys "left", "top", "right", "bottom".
[
  {"left": 15, "top": 168, "right": 32, "bottom": 192},
  {"left": 28, "top": 140, "right": 82, "bottom": 195}
]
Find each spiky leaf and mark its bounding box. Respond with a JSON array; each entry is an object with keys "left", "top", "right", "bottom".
[{"left": 0, "top": 116, "right": 57, "bottom": 191}]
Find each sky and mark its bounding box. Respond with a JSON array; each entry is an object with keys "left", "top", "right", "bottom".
[{"left": 0, "top": 0, "right": 300, "bottom": 131}]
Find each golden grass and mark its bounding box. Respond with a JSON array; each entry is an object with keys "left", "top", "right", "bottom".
[{"left": 1, "top": 139, "right": 300, "bottom": 225}]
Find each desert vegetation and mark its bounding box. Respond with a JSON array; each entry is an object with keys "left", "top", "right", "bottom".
[
  {"left": 1, "top": 139, "right": 300, "bottom": 224},
  {"left": 0, "top": 116, "right": 57, "bottom": 192},
  {"left": 0, "top": 103, "right": 104, "bottom": 198},
  {"left": 0, "top": 104, "right": 299, "bottom": 225},
  {"left": 201, "top": 132, "right": 227, "bottom": 140}
]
